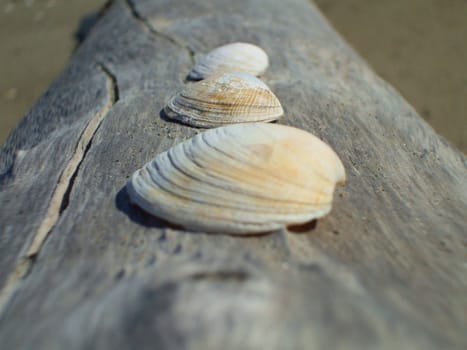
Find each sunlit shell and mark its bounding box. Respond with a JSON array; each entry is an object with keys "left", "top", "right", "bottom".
[
  {"left": 164, "top": 72, "right": 283, "bottom": 128},
  {"left": 127, "top": 123, "right": 346, "bottom": 234},
  {"left": 188, "top": 42, "right": 269, "bottom": 80}
]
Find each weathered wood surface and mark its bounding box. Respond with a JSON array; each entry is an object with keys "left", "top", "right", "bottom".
[{"left": 0, "top": 0, "right": 466, "bottom": 348}]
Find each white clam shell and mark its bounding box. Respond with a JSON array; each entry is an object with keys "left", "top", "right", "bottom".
[
  {"left": 127, "top": 123, "right": 346, "bottom": 234},
  {"left": 188, "top": 42, "right": 269, "bottom": 80},
  {"left": 164, "top": 72, "right": 284, "bottom": 128}
]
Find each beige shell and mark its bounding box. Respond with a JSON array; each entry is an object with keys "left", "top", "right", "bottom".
[
  {"left": 164, "top": 72, "right": 283, "bottom": 128},
  {"left": 127, "top": 123, "right": 346, "bottom": 234},
  {"left": 188, "top": 42, "right": 269, "bottom": 80}
]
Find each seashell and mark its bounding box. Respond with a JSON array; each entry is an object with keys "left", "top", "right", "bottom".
[
  {"left": 164, "top": 72, "right": 284, "bottom": 128},
  {"left": 188, "top": 42, "right": 269, "bottom": 80},
  {"left": 127, "top": 123, "right": 346, "bottom": 234}
]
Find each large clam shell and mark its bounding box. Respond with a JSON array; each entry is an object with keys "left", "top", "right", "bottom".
[
  {"left": 164, "top": 72, "right": 284, "bottom": 128},
  {"left": 188, "top": 42, "right": 269, "bottom": 80},
  {"left": 127, "top": 123, "right": 346, "bottom": 234}
]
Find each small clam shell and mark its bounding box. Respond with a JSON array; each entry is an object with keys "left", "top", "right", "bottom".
[
  {"left": 188, "top": 42, "right": 269, "bottom": 80},
  {"left": 164, "top": 72, "right": 284, "bottom": 128},
  {"left": 127, "top": 123, "right": 346, "bottom": 234}
]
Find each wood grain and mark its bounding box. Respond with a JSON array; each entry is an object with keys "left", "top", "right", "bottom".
[{"left": 0, "top": 0, "right": 466, "bottom": 348}]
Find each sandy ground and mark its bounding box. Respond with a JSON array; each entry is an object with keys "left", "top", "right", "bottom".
[
  {"left": 0, "top": 0, "right": 106, "bottom": 142},
  {"left": 0, "top": 0, "right": 466, "bottom": 153},
  {"left": 315, "top": 0, "right": 467, "bottom": 153}
]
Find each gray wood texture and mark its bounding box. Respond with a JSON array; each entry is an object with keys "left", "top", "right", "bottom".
[{"left": 0, "top": 0, "right": 466, "bottom": 348}]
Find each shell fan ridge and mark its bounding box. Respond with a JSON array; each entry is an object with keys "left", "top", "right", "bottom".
[
  {"left": 188, "top": 42, "right": 269, "bottom": 80},
  {"left": 164, "top": 72, "right": 284, "bottom": 128},
  {"left": 127, "top": 123, "right": 346, "bottom": 234}
]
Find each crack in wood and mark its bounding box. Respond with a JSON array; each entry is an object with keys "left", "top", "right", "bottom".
[
  {"left": 27, "top": 62, "right": 118, "bottom": 258},
  {"left": 97, "top": 62, "right": 120, "bottom": 105},
  {"left": 0, "top": 258, "right": 32, "bottom": 321},
  {"left": 188, "top": 270, "right": 250, "bottom": 282},
  {"left": 0, "top": 63, "right": 119, "bottom": 320},
  {"left": 125, "top": 0, "right": 195, "bottom": 65}
]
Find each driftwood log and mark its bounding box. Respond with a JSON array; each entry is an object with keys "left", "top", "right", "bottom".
[{"left": 0, "top": 0, "right": 466, "bottom": 348}]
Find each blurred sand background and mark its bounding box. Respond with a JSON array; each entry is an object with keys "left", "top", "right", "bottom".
[{"left": 0, "top": 0, "right": 466, "bottom": 153}]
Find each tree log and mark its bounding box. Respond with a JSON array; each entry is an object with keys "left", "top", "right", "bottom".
[{"left": 0, "top": 0, "right": 466, "bottom": 348}]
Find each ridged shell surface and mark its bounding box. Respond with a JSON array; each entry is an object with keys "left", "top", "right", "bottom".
[
  {"left": 164, "top": 72, "right": 283, "bottom": 128},
  {"left": 127, "top": 123, "right": 346, "bottom": 234},
  {"left": 188, "top": 42, "right": 269, "bottom": 80}
]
